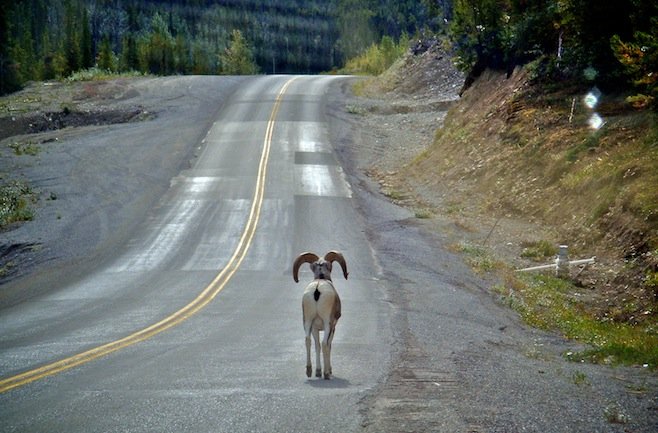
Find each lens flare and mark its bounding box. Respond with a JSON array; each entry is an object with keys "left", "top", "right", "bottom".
[
  {"left": 584, "top": 87, "right": 604, "bottom": 130},
  {"left": 588, "top": 113, "right": 604, "bottom": 130},
  {"left": 584, "top": 87, "right": 601, "bottom": 109}
]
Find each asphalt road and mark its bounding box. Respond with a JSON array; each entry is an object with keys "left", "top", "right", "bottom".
[
  {"left": 0, "top": 75, "right": 392, "bottom": 432},
  {"left": 1, "top": 75, "right": 656, "bottom": 432}
]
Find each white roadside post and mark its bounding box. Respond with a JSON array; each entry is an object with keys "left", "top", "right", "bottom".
[
  {"left": 555, "top": 245, "right": 570, "bottom": 278},
  {"left": 516, "top": 244, "right": 596, "bottom": 275}
]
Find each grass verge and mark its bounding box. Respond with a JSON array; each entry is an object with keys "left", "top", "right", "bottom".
[
  {"left": 454, "top": 241, "right": 500, "bottom": 274},
  {"left": 495, "top": 272, "right": 657, "bottom": 369},
  {"left": 454, "top": 239, "right": 656, "bottom": 368},
  {"left": 66, "top": 67, "right": 146, "bottom": 82}
]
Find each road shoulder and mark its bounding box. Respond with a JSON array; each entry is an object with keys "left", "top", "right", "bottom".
[
  {"left": 327, "top": 78, "right": 658, "bottom": 432},
  {"left": 0, "top": 76, "right": 246, "bottom": 306}
]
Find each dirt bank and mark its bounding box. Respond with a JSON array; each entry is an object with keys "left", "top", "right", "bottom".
[
  {"left": 329, "top": 42, "right": 657, "bottom": 432},
  {"left": 351, "top": 40, "right": 658, "bottom": 331}
]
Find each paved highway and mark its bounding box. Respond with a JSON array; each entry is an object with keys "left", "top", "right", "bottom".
[
  {"left": 4, "top": 74, "right": 655, "bottom": 433},
  {"left": 0, "top": 76, "right": 391, "bottom": 432}
]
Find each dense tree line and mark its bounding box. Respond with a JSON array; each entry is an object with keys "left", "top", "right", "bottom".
[
  {"left": 431, "top": 0, "right": 657, "bottom": 101},
  {"left": 4, "top": 0, "right": 651, "bottom": 100},
  {"left": 0, "top": 0, "right": 433, "bottom": 95}
]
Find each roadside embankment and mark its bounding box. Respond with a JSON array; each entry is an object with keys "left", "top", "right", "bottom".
[{"left": 345, "top": 40, "right": 657, "bottom": 367}]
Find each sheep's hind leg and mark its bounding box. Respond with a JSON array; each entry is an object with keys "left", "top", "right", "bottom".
[
  {"left": 305, "top": 335, "right": 312, "bottom": 377},
  {"left": 326, "top": 325, "right": 336, "bottom": 377},
  {"left": 322, "top": 324, "right": 333, "bottom": 380},
  {"left": 312, "top": 327, "right": 322, "bottom": 378},
  {"left": 304, "top": 321, "right": 313, "bottom": 378}
]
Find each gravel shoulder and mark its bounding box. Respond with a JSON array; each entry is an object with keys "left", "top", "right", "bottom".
[
  {"left": 0, "top": 76, "right": 247, "bottom": 306},
  {"left": 326, "top": 64, "right": 658, "bottom": 431}
]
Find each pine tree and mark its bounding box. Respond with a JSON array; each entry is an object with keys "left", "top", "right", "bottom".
[
  {"left": 174, "top": 33, "right": 189, "bottom": 73},
  {"left": 611, "top": 18, "right": 658, "bottom": 108},
  {"left": 220, "top": 29, "right": 259, "bottom": 75},
  {"left": 0, "top": 0, "right": 12, "bottom": 94},
  {"left": 336, "top": 0, "right": 376, "bottom": 61},
  {"left": 97, "top": 36, "right": 115, "bottom": 71},
  {"left": 80, "top": 6, "right": 93, "bottom": 69},
  {"left": 120, "top": 4, "right": 140, "bottom": 72},
  {"left": 64, "top": 0, "right": 81, "bottom": 75},
  {"left": 120, "top": 34, "right": 139, "bottom": 72},
  {"left": 143, "top": 12, "right": 175, "bottom": 75}
]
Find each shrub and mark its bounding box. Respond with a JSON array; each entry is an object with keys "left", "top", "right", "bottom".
[
  {"left": 611, "top": 23, "right": 658, "bottom": 109},
  {"left": 342, "top": 34, "right": 409, "bottom": 75},
  {"left": 0, "top": 181, "right": 35, "bottom": 228}
]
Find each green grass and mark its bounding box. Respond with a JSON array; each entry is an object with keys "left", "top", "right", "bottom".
[
  {"left": 520, "top": 240, "right": 558, "bottom": 261},
  {"left": 603, "top": 403, "right": 631, "bottom": 424},
  {"left": 8, "top": 141, "right": 40, "bottom": 156},
  {"left": 414, "top": 208, "right": 433, "bottom": 219},
  {"left": 498, "top": 273, "right": 658, "bottom": 369},
  {"left": 571, "top": 370, "right": 590, "bottom": 386},
  {"left": 0, "top": 181, "right": 35, "bottom": 228},
  {"left": 565, "top": 132, "right": 602, "bottom": 163},
  {"left": 382, "top": 188, "right": 405, "bottom": 201},
  {"left": 345, "top": 104, "right": 366, "bottom": 115},
  {"left": 66, "top": 67, "right": 146, "bottom": 82},
  {"left": 455, "top": 241, "right": 499, "bottom": 273},
  {"left": 0, "top": 260, "right": 16, "bottom": 278}
]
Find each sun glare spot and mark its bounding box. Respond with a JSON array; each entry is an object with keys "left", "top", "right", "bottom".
[
  {"left": 584, "top": 88, "right": 601, "bottom": 109},
  {"left": 588, "top": 113, "right": 604, "bottom": 130}
]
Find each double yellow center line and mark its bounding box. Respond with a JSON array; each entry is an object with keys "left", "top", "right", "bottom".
[{"left": 0, "top": 77, "right": 297, "bottom": 393}]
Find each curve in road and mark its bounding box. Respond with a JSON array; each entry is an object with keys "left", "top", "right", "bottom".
[{"left": 0, "top": 77, "right": 297, "bottom": 393}]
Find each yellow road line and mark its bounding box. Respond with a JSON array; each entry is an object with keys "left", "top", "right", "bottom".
[{"left": 0, "top": 77, "right": 298, "bottom": 394}]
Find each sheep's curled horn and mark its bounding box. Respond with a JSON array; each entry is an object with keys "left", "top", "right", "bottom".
[{"left": 292, "top": 251, "right": 349, "bottom": 283}]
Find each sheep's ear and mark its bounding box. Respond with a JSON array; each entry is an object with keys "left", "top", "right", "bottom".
[
  {"left": 292, "top": 252, "right": 319, "bottom": 282},
  {"left": 324, "top": 251, "right": 348, "bottom": 280}
]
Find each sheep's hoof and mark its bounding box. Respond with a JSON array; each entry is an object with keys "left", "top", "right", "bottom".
[
  {"left": 324, "top": 372, "right": 331, "bottom": 380},
  {"left": 306, "top": 366, "right": 312, "bottom": 378},
  {"left": 315, "top": 369, "right": 322, "bottom": 378}
]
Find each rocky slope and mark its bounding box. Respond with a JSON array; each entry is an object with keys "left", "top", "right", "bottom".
[{"left": 352, "top": 40, "right": 657, "bottom": 330}]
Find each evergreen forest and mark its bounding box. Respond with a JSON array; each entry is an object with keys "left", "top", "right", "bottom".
[
  {"left": 0, "top": 0, "right": 430, "bottom": 94},
  {"left": 0, "top": 0, "right": 656, "bottom": 103}
]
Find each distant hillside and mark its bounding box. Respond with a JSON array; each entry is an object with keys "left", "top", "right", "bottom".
[{"left": 0, "top": 0, "right": 432, "bottom": 94}]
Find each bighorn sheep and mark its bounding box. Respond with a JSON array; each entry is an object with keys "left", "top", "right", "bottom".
[{"left": 293, "top": 251, "right": 348, "bottom": 380}]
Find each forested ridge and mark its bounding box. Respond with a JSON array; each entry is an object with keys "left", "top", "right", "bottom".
[
  {"left": 1, "top": 0, "right": 656, "bottom": 103},
  {"left": 0, "top": 0, "right": 430, "bottom": 94}
]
